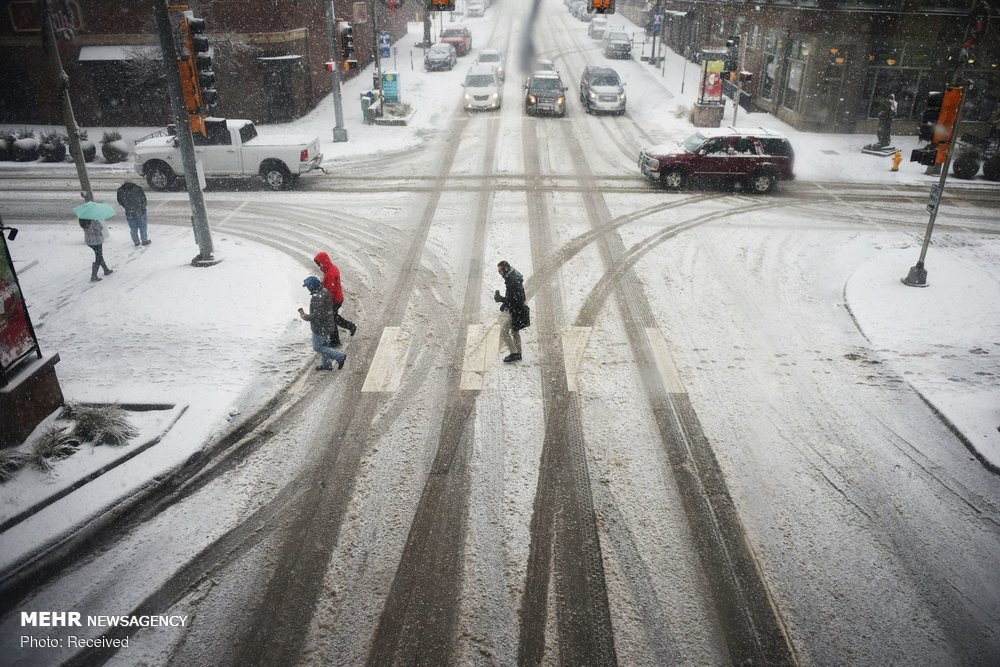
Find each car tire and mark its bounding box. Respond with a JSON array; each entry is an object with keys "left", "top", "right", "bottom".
[
  {"left": 983, "top": 155, "right": 1000, "bottom": 181},
  {"left": 952, "top": 153, "right": 980, "bottom": 180},
  {"left": 748, "top": 171, "right": 777, "bottom": 194},
  {"left": 261, "top": 161, "right": 292, "bottom": 191},
  {"left": 144, "top": 162, "right": 175, "bottom": 191},
  {"left": 660, "top": 168, "right": 686, "bottom": 191}
]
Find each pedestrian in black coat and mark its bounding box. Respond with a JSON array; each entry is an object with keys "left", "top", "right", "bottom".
[{"left": 494, "top": 260, "right": 529, "bottom": 363}]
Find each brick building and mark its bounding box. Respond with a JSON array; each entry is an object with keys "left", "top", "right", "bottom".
[
  {"left": 0, "top": 0, "right": 412, "bottom": 127},
  {"left": 620, "top": 0, "right": 998, "bottom": 136}
]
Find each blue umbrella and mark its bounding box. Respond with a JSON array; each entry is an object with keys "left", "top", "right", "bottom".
[{"left": 73, "top": 201, "right": 117, "bottom": 221}]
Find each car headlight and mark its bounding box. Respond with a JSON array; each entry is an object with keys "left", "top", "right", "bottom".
[
  {"left": 589, "top": 91, "right": 598, "bottom": 100},
  {"left": 465, "top": 94, "right": 473, "bottom": 101},
  {"left": 528, "top": 95, "right": 537, "bottom": 103},
  {"left": 491, "top": 93, "right": 498, "bottom": 101},
  {"left": 619, "top": 92, "right": 626, "bottom": 101},
  {"left": 557, "top": 96, "right": 565, "bottom": 104}
]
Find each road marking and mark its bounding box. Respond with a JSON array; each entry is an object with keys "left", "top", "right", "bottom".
[
  {"left": 362, "top": 326, "right": 411, "bottom": 392},
  {"left": 645, "top": 327, "right": 685, "bottom": 393},
  {"left": 460, "top": 324, "right": 500, "bottom": 390},
  {"left": 562, "top": 326, "right": 592, "bottom": 392},
  {"left": 218, "top": 200, "right": 248, "bottom": 225}
]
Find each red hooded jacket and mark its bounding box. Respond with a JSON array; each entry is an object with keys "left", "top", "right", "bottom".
[{"left": 313, "top": 251, "right": 344, "bottom": 304}]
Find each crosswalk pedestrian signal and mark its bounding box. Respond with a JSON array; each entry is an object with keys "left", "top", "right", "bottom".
[{"left": 917, "top": 91, "right": 943, "bottom": 142}]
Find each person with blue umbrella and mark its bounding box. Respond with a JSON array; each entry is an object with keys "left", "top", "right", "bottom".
[{"left": 73, "top": 201, "right": 116, "bottom": 283}]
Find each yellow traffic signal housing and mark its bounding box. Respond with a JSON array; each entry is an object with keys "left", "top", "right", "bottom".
[
  {"left": 427, "top": 0, "right": 455, "bottom": 10},
  {"left": 591, "top": 0, "right": 615, "bottom": 13},
  {"left": 934, "top": 87, "right": 962, "bottom": 145}
]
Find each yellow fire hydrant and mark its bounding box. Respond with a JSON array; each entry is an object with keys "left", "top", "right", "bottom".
[{"left": 891, "top": 149, "right": 902, "bottom": 171}]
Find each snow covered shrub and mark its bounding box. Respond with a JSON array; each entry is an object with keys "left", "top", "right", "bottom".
[
  {"left": 12, "top": 128, "right": 39, "bottom": 161},
  {"left": 101, "top": 130, "right": 129, "bottom": 163},
  {"left": 39, "top": 132, "right": 67, "bottom": 162},
  {"left": 70, "top": 129, "right": 97, "bottom": 163},
  {"left": 0, "top": 133, "right": 12, "bottom": 161},
  {"left": 67, "top": 403, "right": 138, "bottom": 447},
  {"left": 0, "top": 449, "right": 29, "bottom": 482},
  {"left": 29, "top": 426, "right": 80, "bottom": 471}
]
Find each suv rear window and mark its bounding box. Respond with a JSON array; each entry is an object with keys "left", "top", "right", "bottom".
[{"left": 758, "top": 138, "right": 792, "bottom": 156}]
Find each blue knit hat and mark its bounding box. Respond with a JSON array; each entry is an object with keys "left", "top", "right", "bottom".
[{"left": 303, "top": 276, "right": 322, "bottom": 292}]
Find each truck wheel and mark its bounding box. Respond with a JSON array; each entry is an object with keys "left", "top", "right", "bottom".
[
  {"left": 261, "top": 162, "right": 292, "bottom": 190},
  {"left": 145, "top": 163, "right": 174, "bottom": 191},
  {"left": 952, "top": 154, "right": 980, "bottom": 179},
  {"left": 983, "top": 156, "right": 1000, "bottom": 181},
  {"left": 660, "top": 168, "right": 686, "bottom": 191}
]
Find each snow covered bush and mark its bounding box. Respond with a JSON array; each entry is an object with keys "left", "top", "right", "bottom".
[
  {"left": 69, "top": 129, "right": 97, "bottom": 163},
  {"left": 12, "top": 128, "right": 39, "bottom": 162},
  {"left": 65, "top": 402, "right": 138, "bottom": 447},
  {"left": 0, "top": 449, "right": 29, "bottom": 482},
  {"left": 29, "top": 426, "right": 80, "bottom": 471},
  {"left": 101, "top": 130, "right": 129, "bottom": 163},
  {"left": 39, "top": 132, "right": 67, "bottom": 162}
]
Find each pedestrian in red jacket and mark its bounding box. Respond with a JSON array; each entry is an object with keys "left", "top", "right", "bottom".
[{"left": 313, "top": 251, "right": 357, "bottom": 347}]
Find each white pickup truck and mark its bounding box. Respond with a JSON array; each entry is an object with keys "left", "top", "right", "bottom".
[{"left": 133, "top": 118, "right": 323, "bottom": 191}]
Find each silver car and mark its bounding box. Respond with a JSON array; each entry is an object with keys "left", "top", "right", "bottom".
[
  {"left": 424, "top": 43, "right": 457, "bottom": 71},
  {"left": 476, "top": 48, "right": 505, "bottom": 81}
]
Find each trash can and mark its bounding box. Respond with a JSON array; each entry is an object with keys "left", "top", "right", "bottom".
[{"left": 361, "top": 93, "right": 373, "bottom": 124}]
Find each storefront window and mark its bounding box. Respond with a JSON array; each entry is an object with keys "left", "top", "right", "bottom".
[{"left": 782, "top": 60, "right": 804, "bottom": 110}]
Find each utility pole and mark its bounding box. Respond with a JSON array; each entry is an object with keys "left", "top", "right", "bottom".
[
  {"left": 324, "top": 0, "right": 348, "bottom": 142},
  {"left": 902, "top": 87, "right": 965, "bottom": 287},
  {"left": 38, "top": 0, "right": 93, "bottom": 202},
  {"left": 372, "top": 0, "right": 384, "bottom": 117},
  {"left": 152, "top": 0, "right": 218, "bottom": 266},
  {"left": 732, "top": 33, "right": 747, "bottom": 125},
  {"left": 648, "top": 0, "right": 661, "bottom": 66}
]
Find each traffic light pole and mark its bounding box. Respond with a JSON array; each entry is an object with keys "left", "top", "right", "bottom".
[
  {"left": 902, "top": 87, "right": 965, "bottom": 287},
  {"left": 152, "top": 0, "right": 219, "bottom": 267},
  {"left": 324, "top": 1, "right": 348, "bottom": 142},
  {"left": 39, "top": 0, "right": 93, "bottom": 203}
]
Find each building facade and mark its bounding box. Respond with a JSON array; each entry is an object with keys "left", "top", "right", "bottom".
[
  {"left": 0, "top": 0, "right": 413, "bottom": 127},
  {"left": 621, "top": 0, "right": 998, "bottom": 136}
]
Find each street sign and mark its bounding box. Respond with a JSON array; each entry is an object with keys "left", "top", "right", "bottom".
[
  {"left": 926, "top": 184, "right": 941, "bottom": 214},
  {"left": 379, "top": 31, "right": 391, "bottom": 58},
  {"left": 381, "top": 71, "right": 400, "bottom": 103}
]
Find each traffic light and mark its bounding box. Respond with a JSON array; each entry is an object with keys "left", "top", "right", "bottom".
[
  {"left": 910, "top": 147, "right": 937, "bottom": 166},
  {"left": 427, "top": 0, "right": 455, "bottom": 11},
  {"left": 934, "top": 87, "right": 962, "bottom": 144},
  {"left": 339, "top": 22, "right": 354, "bottom": 60},
  {"left": 185, "top": 12, "right": 218, "bottom": 110},
  {"left": 590, "top": 0, "right": 615, "bottom": 14},
  {"left": 917, "top": 91, "right": 943, "bottom": 142}
]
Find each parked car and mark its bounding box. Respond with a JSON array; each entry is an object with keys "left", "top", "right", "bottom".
[
  {"left": 441, "top": 25, "right": 473, "bottom": 56},
  {"left": 424, "top": 43, "right": 458, "bottom": 71},
  {"left": 579, "top": 65, "right": 626, "bottom": 115},
  {"left": 570, "top": 1, "right": 593, "bottom": 20},
  {"left": 466, "top": 0, "right": 485, "bottom": 17},
  {"left": 524, "top": 70, "right": 568, "bottom": 117},
  {"left": 463, "top": 64, "right": 503, "bottom": 111},
  {"left": 588, "top": 17, "right": 608, "bottom": 39},
  {"left": 638, "top": 128, "right": 796, "bottom": 194},
  {"left": 476, "top": 48, "right": 505, "bottom": 81},
  {"left": 603, "top": 31, "right": 631, "bottom": 59},
  {"left": 134, "top": 118, "right": 322, "bottom": 191}
]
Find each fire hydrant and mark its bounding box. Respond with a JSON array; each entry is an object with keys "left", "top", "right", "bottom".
[{"left": 891, "top": 149, "right": 902, "bottom": 171}]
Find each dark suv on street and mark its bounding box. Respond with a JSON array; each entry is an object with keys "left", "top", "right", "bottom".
[
  {"left": 638, "top": 128, "right": 795, "bottom": 194},
  {"left": 524, "top": 71, "right": 568, "bottom": 117}
]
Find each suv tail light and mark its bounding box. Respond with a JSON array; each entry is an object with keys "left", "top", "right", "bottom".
[{"left": 300, "top": 149, "right": 309, "bottom": 162}]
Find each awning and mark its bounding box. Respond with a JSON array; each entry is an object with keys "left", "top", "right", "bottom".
[{"left": 78, "top": 45, "right": 162, "bottom": 62}]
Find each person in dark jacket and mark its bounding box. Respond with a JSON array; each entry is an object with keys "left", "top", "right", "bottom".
[
  {"left": 313, "top": 251, "right": 357, "bottom": 347},
  {"left": 80, "top": 218, "right": 113, "bottom": 282},
  {"left": 494, "top": 260, "right": 529, "bottom": 363},
  {"left": 116, "top": 181, "right": 150, "bottom": 247},
  {"left": 298, "top": 276, "right": 346, "bottom": 371}
]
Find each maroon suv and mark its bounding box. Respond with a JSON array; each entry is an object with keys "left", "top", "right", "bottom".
[
  {"left": 639, "top": 128, "right": 795, "bottom": 194},
  {"left": 440, "top": 25, "right": 472, "bottom": 57}
]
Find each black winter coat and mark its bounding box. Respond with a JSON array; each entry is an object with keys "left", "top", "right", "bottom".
[
  {"left": 304, "top": 287, "right": 337, "bottom": 335},
  {"left": 116, "top": 182, "right": 147, "bottom": 214},
  {"left": 498, "top": 268, "right": 530, "bottom": 331}
]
